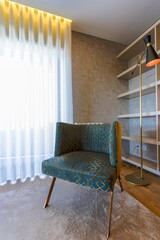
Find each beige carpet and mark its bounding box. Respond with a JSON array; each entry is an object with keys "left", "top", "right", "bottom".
[{"left": 0, "top": 177, "right": 160, "bottom": 240}]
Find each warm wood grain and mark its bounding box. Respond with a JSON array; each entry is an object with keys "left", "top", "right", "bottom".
[{"left": 118, "top": 161, "right": 160, "bottom": 218}]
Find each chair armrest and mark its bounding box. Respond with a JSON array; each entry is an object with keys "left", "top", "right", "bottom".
[{"left": 109, "top": 121, "right": 122, "bottom": 176}]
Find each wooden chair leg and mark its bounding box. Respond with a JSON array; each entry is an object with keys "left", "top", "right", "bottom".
[
  {"left": 118, "top": 175, "right": 124, "bottom": 192},
  {"left": 107, "top": 190, "right": 114, "bottom": 239},
  {"left": 43, "top": 177, "right": 56, "bottom": 208}
]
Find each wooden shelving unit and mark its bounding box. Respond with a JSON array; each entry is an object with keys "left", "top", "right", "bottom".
[{"left": 117, "top": 19, "right": 160, "bottom": 176}]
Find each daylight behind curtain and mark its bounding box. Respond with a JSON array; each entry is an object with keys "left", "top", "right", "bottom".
[{"left": 0, "top": 1, "right": 73, "bottom": 185}]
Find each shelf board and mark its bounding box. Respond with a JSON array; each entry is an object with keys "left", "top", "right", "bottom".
[
  {"left": 118, "top": 111, "right": 157, "bottom": 118},
  {"left": 117, "top": 20, "right": 160, "bottom": 61},
  {"left": 117, "top": 82, "right": 156, "bottom": 99},
  {"left": 122, "top": 155, "right": 158, "bottom": 172},
  {"left": 117, "top": 49, "right": 160, "bottom": 80},
  {"left": 157, "top": 80, "right": 160, "bottom": 86},
  {"left": 117, "top": 58, "right": 154, "bottom": 80},
  {"left": 122, "top": 135, "right": 157, "bottom": 145}
]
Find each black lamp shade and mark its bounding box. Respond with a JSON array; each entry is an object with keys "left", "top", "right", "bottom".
[{"left": 143, "top": 35, "right": 160, "bottom": 67}]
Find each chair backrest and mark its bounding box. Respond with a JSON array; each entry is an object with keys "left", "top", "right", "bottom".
[
  {"left": 54, "top": 122, "right": 112, "bottom": 155},
  {"left": 78, "top": 123, "right": 111, "bottom": 153},
  {"left": 54, "top": 121, "right": 121, "bottom": 175}
]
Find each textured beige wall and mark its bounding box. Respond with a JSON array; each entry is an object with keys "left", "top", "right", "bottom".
[{"left": 72, "top": 31, "right": 128, "bottom": 123}]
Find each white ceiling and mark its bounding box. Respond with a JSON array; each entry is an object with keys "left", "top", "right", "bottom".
[{"left": 15, "top": 0, "right": 160, "bottom": 45}]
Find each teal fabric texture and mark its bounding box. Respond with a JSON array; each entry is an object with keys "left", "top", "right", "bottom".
[
  {"left": 42, "top": 151, "right": 116, "bottom": 191},
  {"left": 54, "top": 122, "right": 111, "bottom": 156},
  {"left": 109, "top": 121, "right": 117, "bottom": 167},
  {"left": 42, "top": 122, "right": 119, "bottom": 192}
]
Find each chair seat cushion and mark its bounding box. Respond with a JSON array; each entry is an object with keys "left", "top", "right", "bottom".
[{"left": 42, "top": 151, "right": 117, "bottom": 191}]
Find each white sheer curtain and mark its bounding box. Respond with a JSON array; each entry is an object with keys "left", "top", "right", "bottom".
[{"left": 0, "top": 1, "right": 73, "bottom": 185}]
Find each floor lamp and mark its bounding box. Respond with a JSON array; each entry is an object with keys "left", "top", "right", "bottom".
[{"left": 125, "top": 35, "right": 160, "bottom": 185}]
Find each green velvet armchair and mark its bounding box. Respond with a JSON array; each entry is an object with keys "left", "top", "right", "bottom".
[{"left": 42, "top": 121, "right": 123, "bottom": 239}]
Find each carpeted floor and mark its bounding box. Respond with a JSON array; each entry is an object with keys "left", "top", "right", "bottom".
[{"left": 0, "top": 177, "right": 160, "bottom": 240}]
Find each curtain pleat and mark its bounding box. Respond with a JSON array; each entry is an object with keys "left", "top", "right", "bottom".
[{"left": 0, "top": 0, "right": 73, "bottom": 185}]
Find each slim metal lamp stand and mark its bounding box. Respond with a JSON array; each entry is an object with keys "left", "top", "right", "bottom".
[{"left": 125, "top": 55, "right": 150, "bottom": 186}]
